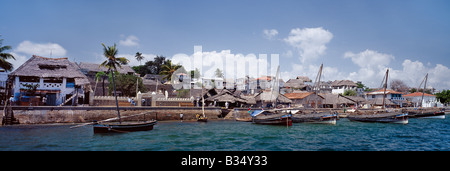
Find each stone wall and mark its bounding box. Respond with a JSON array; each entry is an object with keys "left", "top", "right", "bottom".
[{"left": 6, "top": 107, "right": 222, "bottom": 124}]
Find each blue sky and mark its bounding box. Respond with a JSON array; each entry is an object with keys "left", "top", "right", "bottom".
[{"left": 1, "top": 0, "right": 450, "bottom": 90}]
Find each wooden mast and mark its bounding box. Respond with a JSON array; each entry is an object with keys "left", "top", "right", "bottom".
[
  {"left": 420, "top": 73, "right": 428, "bottom": 107},
  {"left": 313, "top": 63, "right": 323, "bottom": 109},
  {"left": 382, "top": 69, "right": 389, "bottom": 109}
]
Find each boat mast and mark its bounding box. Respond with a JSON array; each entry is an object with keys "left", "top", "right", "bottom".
[
  {"left": 202, "top": 85, "right": 205, "bottom": 117},
  {"left": 110, "top": 69, "right": 121, "bottom": 124},
  {"left": 313, "top": 63, "right": 323, "bottom": 109},
  {"left": 420, "top": 73, "right": 428, "bottom": 108},
  {"left": 382, "top": 69, "right": 389, "bottom": 109},
  {"left": 273, "top": 65, "right": 280, "bottom": 108}
]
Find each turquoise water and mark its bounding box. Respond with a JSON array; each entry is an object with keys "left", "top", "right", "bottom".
[{"left": 0, "top": 117, "right": 449, "bottom": 151}]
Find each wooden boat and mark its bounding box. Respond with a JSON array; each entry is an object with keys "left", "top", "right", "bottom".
[
  {"left": 93, "top": 120, "right": 157, "bottom": 133},
  {"left": 407, "top": 110, "right": 445, "bottom": 119},
  {"left": 292, "top": 112, "right": 338, "bottom": 124},
  {"left": 197, "top": 116, "right": 208, "bottom": 122},
  {"left": 347, "top": 113, "right": 408, "bottom": 124},
  {"left": 348, "top": 69, "right": 408, "bottom": 124},
  {"left": 251, "top": 110, "right": 292, "bottom": 126},
  {"left": 235, "top": 117, "right": 252, "bottom": 122},
  {"left": 407, "top": 74, "right": 445, "bottom": 119}
]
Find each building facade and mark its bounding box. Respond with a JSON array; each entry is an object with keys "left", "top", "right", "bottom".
[{"left": 9, "top": 55, "right": 90, "bottom": 106}]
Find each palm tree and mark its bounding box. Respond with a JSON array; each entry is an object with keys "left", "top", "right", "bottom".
[
  {"left": 0, "top": 36, "right": 15, "bottom": 71},
  {"left": 160, "top": 59, "right": 181, "bottom": 82},
  {"left": 135, "top": 52, "right": 144, "bottom": 65},
  {"left": 100, "top": 43, "right": 129, "bottom": 123}
]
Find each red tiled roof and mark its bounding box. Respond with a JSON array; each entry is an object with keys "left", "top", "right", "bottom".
[
  {"left": 284, "top": 92, "right": 316, "bottom": 99},
  {"left": 367, "top": 89, "right": 403, "bottom": 95},
  {"left": 403, "top": 92, "right": 435, "bottom": 97}
]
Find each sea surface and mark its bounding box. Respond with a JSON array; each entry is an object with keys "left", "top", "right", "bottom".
[{"left": 0, "top": 117, "right": 449, "bottom": 151}]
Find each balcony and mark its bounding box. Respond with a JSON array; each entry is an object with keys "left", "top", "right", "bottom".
[{"left": 19, "top": 82, "right": 63, "bottom": 90}]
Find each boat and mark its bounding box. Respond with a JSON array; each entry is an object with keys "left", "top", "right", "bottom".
[
  {"left": 235, "top": 117, "right": 252, "bottom": 122},
  {"left": 347, "top": 112, "right": 408, "bottom": 124},
  {"left": 197, "top": 115, "right": 208, "bottom": 122},
  {"left": 197, "top": 86, "right": 208, "bottom": 122},
  {"left": 347, "top": 69, "right": 409, "bottom": 124},
  {"left": 406, "top": 109, "right": 445, "bottom": 119},
  {"left": 290, "top": 64, "right": 338, "bottom": 125},
  {"left": 91, "top": 62, "right": 157, "bottom": 133},
  {"left": 251, "top": 110, "right": 292, "bottom": 126},
  {"left": 405, "top": 74, "right": 445, "bottom": 119},
  {"left": 250, "top": 65, "right": 292, "bottom": 126},
  {"left": 93, "top": 120, "right": 157, "bottom": 133},
  {"left": 292, "top": 112, "right": 338, "bottom": 124}
]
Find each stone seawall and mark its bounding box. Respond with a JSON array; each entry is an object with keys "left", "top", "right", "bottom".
[{"left": 4, "top": 106, "right": 223, "bottom": 124}]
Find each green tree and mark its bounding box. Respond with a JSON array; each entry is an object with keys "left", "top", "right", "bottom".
[
  {"left": 145, "top": 55, "right": 168, "bottom": 74},
  {"left": 95, "top": 71, "right": 107, "bottom": 96},
  {"left": 343, "top": 89, "right": 357, "bottom": 96},
  {"left": 190, "top": 68, "right": 201, "bottom": 79},
  {"left": 0, "top": 35, "right": 15, "bottom": 71},
  {"left": 160, "top": 59, "right": 181, "bottom": 81},
  {"left": 135, "top": 52, "right": 144, "bottom": 65},
  {"left": 435, "top": 89, "right": 450, "bottom": 104},
  {"left": 100, "top": 43, "right": 129, "bottom": 123},
  {"left": 215, "top": 68, "right": 224, "bottom": 78},
  {"left": 109, "top": 73, "right": 147, "bottom": 97}
]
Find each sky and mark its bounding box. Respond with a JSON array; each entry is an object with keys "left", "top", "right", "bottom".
[{"left": 1, "top": 0, "right": 450, "bottom": 90}]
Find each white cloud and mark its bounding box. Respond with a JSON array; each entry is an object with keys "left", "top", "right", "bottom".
[
  {"left": 280, "top": 63, "right": 346, "bottom": 84},
  {"left": 119, "top": 35, "right": 139, "bottom": 47},
  {"left": 344, "top": 49, "right": 395, "bottom": 87},
  {"left": 284, "top": 27, "right": 333, "bottom": 63},
  {"left": 15, "top": 40, "right": 67, "bottom": 57},
  {"left": 7, "top": 40, "right": 67, "bottom": 71},
  {"left": 344, "top": 49, "right": 394, "bottom": 69},
  {"left": 8, "top": 52, "right": 28, "bottom": 71},
  {"left": 344, "top": 49, "right": 450, "bottom": 90},
  {"left": 263, "top": 29, "right": 278, "bottom": 40}
]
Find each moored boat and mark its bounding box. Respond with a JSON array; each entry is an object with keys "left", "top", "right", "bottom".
[
  {"left": 251, "top": 110, "right": 292, "bottom": 126},
  {"left": 405, "top": 108, "right": 446, "bottom": 119},
  {"left": 292, "top": 112, "right": 338, "bottom": 124},
  {"left": 347, "top": 113, "right": 408, "bottom": 124},
  {"left": 93, "top": 120, "right": 157, "bottom": 133}
]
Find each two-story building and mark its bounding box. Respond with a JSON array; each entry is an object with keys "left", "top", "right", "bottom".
[
  {"left": 9, "top": 55, "right": 90, "bottom": 106},
  {"left": 366, "top": 89, "right": 406, "bottom": 108},
  {"left": 331, "top": 80, "right": 357, "bottom": 95}
]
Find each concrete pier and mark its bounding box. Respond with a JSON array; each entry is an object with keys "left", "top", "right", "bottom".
[{"left": 2, "top": 106, "right": 223, "bottom": 124}]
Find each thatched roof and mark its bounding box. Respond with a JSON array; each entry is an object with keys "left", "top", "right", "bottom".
[
  {"left": 10, "top": 55, "right": 90, "bottom": 85},
  {"left": 284, "top": 79, "right": 307, "bottom": 89},
  {"left": 321, "top": 94, "right": 355, "bottom": 105},
  {"left": 78, "top": 62, "right": 135, "bottom": 74},
  {"left": 255, "top": 91, "right": 292, "bottom": 103},
  {"left": 240, "top": 95, "right": 257, "bottom": 104},
  {"left": 331, "top": 80, "right": 357, "bottom": 87},
  {"left": 341, "top": 96, "right": 366, "bottom": 103},
  {"left": 205, "top": 89, "right": 247, "bottom": 103},
  {"left": 284, "top": 92, "right": 324, "bottom": 100}
]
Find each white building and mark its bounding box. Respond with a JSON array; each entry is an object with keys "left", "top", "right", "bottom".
[
  {"left": 9, "top": 55, "right": 90, "bottom": 106},
  {"left": 331, "top": 80, "right": 357, "bottom": 95},
  {"left": 403, "top": 92, "right": 443, "bottom": 107}
]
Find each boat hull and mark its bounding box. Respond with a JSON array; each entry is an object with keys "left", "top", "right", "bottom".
[
  {"left": 408, "top": 111, "right": 445, "bottom": 119},
  {"left": 252, "top": 112, "right": 293, "bottom": 126},
  {"left": 292, "top": 114, "right": 338, "bottom": 125},
  {"left": 93, "top": 120, "right": 157, "bottom": 133},
  {"left": 253, "top": 117, "right": 292, "bottom": 126},
  {"left": 347, "top": 113, "right": 408, "bottom": 124}
]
